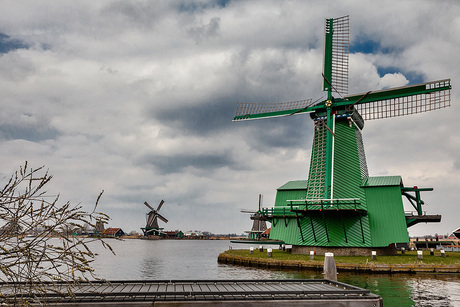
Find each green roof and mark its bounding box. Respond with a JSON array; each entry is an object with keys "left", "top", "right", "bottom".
[
  {"left": 362, "top": 176, "right": 402, "bottom": 187},
  {"left": 277, "top": 180, "right": 307, "bottom": 190}
]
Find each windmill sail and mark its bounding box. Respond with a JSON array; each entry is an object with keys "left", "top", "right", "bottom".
[
  {"left": 233, "top": 99, "right": 313, "bottom": 121},
  {"left": 323, "top": 15, "right": 349, "bottom": 96},
  {"left": 347, "top": 79, "right": 451, "bottom": 120}
]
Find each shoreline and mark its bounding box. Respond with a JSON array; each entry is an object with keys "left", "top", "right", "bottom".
[{"left": 218, "top": 252, "right": 460, "bottom": 274}]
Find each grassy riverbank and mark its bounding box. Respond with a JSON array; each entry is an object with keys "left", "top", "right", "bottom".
[{"left": 218, "top": 249, "right": 460, "bottom": 273}]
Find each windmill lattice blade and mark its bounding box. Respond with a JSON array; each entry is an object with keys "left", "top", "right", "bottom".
[
  {"left": 151, "top": 216, "right": 159, "bottom": 228},
  {"left": 144, "top": 201, "right": 155, "bottom": 211},
  {"left": 146, "top": 213, "right": 155, "bottom": 227},
  {"left": 323, "top": 15, "right": 349, "bottom": 96},
  {"left": 157, "top": 214, "right": 168, "bottom": 223},
  {"left": 352, "top": 79, "right": 451, "bottom": 120},
  {"left": 233, "top": 99, "right": 313, "bottom": 121},
  {"left": 241, "top": 209, "right": 257, "bottom": 213},
  {"left": 331, "top": 15, "right": 349, "bottom": 95},
  {"left": 157, "top": 200, "right": 165, "bottom": 211}
]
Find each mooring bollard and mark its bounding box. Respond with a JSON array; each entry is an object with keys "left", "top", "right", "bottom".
[
  {"left": 259, "top": 245, "right": 263, "bottom": 252},
  {"left": 250, "top": 247, "right": 254, "bottom": 255},
  {"left": 418, "top": 250, "right": 423, "bottom": 259},
  {"left": 310, "top": 250, "right": 315, "bottom": 260},
  {"left": 430, "top": 248, "right": 434, "bottom": 256},
  {"left": 372, "top": 251, "right": 377, "bottom": 260},
  {"left": 323, "top": 252, "right": 337, "bottom": 281},
  {"left": 267, "top": 248, "right": 272, "bottom": 257},
  {"left": 401, "top": 247, "right": 406, "bottom": 254},
  {"left": 441, "top": 249, "right": 446, "bottom": 257}
]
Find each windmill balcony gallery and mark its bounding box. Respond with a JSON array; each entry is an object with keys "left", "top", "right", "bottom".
[{"left": 233, "top": 16, "right": 451, "bottom": 256}]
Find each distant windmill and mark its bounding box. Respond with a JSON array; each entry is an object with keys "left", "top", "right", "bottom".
[
  {"left": 241, "top": 194, "right": 268, "bottom": 240},
  {"left": 234, "top": 15, "right": 451, "bottom": 252},
  {"left": 95, "top": 219, "right": 105, "bottom": 235},
  {"left": 141, "top": 200, "right": 168, "bottom": 237}
]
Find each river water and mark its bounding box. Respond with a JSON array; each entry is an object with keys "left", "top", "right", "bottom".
[{"left": 87, "top": 239, "right": 460, "bottom": 306}]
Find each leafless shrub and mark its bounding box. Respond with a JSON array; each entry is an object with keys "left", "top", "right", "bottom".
[{"left": 0, "top": 162, "right": 113, "bottom": 305}]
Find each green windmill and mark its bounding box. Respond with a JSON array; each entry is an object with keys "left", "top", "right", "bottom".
[{"left": 233, "top": 16, "right": 451, "bottom": 254}]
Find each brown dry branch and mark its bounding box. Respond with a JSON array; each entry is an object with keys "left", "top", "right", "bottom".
[{"left": 0, "top": 163, "right": 113, "bottom": 305}]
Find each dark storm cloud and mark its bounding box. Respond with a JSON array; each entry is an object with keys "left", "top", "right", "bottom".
[
  {"left": 151, "top": 95, "right": 311, "bottom": 154},
  {"left": 0, "top": 111, "right": 59, "bottom": 142},
  {"left": 177, "top": 0, "right": 232, "bottom": 12},
  {"left": 151, "top": 98, "right": 236, "bottom": 136},
  {"left": 137, "top": 151, "right": 235, "bottom": 174},
  {"left": 234, "top": 114, "right": 313, "bottom": 152},
  {"left": 0, "top": 124, "right": 59, "bottom": 142}
]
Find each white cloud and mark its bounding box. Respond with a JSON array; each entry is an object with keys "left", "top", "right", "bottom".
[{"left": 378, "top": 73, "right": 408, "bottom": 89}]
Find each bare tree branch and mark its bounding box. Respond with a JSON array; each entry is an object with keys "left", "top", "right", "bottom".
[{"left": 0, "top": 162, "right": 113, "bottom": 305}]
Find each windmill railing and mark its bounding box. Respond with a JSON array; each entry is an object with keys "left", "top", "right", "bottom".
[
  {"left": 259, "top": 207, "right": 297, "bottom": 218},
  {"left": 286, "top": 198, "right": 365, "bottom": 213},
  {"left": 259, "top": 198, "right": 365, "bottom": 219}
]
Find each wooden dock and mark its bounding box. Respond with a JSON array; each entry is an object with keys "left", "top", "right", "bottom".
[{"left": 0, "top": 279, "right": 382, "bottom": 306}]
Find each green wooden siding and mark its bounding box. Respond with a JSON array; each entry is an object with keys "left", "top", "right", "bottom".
[
  {"left": 297, "top": 213, "right": 371, "bottom": 247},
  {"left": 277, "top": 180, "right": 308, "bottom": 191},
  {"left": 333, "top": 120, "right": 367, "bottom": 210},
  {"left": 270, "top": 217, "right": 300, "bottom": 244},
  {"left": 363, "top": 176, "right": 402, "bottom": 187},
  {"left": 271, "top": 181, "right": 305, "bottom": 244},
  {"left": 364, "top": 184, "right": 409, "bottom": 246}
]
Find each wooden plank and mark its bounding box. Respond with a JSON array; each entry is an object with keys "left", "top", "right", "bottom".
[{"left": 0, "top": 279, "right": 381, "bottom": 306}]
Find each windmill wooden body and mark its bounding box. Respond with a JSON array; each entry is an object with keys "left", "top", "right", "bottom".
[
  {"left": 241, "top": 194, "right": 268, "bottom": 240},
  {"left": 141, "top": 200, "right": 168, "bottom": 237},
  {"left": 234, "top": 16, "right": 451, "bottom": 253}
]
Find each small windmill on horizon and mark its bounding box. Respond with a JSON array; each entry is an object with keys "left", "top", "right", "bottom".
[
  {"left": 233, "top": 16, "right": 451, "bottom": 253},
  {"left": 241, "top": 194, "right": 268, "bottom": 240},
  {"left": 141, "top": 200, "right": 168, "bottom": 237}
]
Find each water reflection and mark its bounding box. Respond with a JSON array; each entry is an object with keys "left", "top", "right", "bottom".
[{"left": 87, "top": 239, "right": 460, "bottom": 306}]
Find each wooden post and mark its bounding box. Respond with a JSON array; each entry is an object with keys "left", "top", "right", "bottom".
[
  {"left": 372, "top": 251, "right": 377, "bottom": 260},
  {"left": 418, "top": 250, "right": 423, "bottom": 259},
  {"left": 441, "top": 249, "right": 446, "bottom": 257},
  {"left": 267, "top": 248, "right": 272, "bottom": 257},
  {"left": 310, "top": 250, "right": 315, "bottom": 260},
  {"left": 250, "top": 247, "right": 254, "bottom": 255},
  {"left": 430, "top": 248, "right": 434, "bottom": 256},
  {"left": 259, "top": 245, "right": 263, "bottom": 252},
  {"left": 323, "top": 252, "right": 337, "bottom": 281}
]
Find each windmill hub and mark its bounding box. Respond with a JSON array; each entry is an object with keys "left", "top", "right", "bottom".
[{"left": 233, "top": 15, "right": 450, "bottom": 254}]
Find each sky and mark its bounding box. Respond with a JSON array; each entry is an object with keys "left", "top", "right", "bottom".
[{"left": 0, "top": 0, "right": 459, "bottom": 237}]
